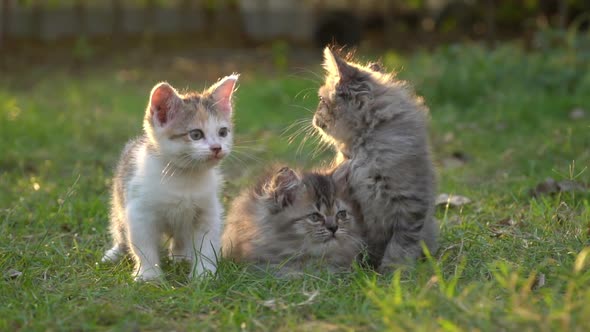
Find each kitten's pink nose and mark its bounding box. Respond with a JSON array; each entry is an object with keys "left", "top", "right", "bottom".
[{"left": 210, "top": 145, "right": 222, "bottom": 156}]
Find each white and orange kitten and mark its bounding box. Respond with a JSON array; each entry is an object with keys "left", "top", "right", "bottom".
[{"left": 102, "top": 75, "right": 238, "bottom": 281}]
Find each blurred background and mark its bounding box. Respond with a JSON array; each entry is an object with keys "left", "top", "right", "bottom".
[{"left": 1, "top": 0, "right": 590, "bottom": 65}]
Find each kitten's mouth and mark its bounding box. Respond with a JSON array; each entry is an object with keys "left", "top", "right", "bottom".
[
  {"left": 208, "top": 154, "right": 225, "bottom": 162},
  {"left": 323, "top": 234, "right": 337, "bottom": 242},
  {"left": 313, "top": 115, "right": 327, "bottom": 131}
]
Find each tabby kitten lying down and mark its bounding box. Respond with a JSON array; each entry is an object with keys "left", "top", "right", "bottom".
[{"left": 222, "top": 167, "right": 365, "bottom": 275}]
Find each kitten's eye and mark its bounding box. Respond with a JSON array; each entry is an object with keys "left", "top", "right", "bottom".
[
  {"left": 309, "top": 213, "right": 324, "bottom": 223},
  {"left": 189, "top": 129, "right": 204, "bottom": 140},
  {"left": 218, "top": 127, "right": 229, "bottom": 137},
  {"left": 336, "top": 210, "right": 348, "bottom": 220}
]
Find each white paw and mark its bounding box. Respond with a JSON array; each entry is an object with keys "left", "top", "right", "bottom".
[
  {"left": 102, "top": 246, "right": 124, "bottom": 263},
  {"left": 133, "top": 266, "right": 163, "bottom": 282},
  {"left": 169, "top": 254, "right": 192, "bottom": 263}
]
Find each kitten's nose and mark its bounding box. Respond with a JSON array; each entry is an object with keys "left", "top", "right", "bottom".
[
  {"left": 327, "top": 224, "right": 338, "bottom": 234},
  {"left": 210, "top": 145, "right": 222, "bottom": 156},
  {"left": 325, "top": 217, "right": 338, "bottom": 234}
]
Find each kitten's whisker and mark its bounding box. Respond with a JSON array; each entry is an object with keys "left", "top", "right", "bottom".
[
  {"left": 225, "top": 154, "right": 248, "bottom": 167},
  {"left": 282, "top": 123, "right": 311, "bottom": 141},
  {"left": 308, "top": 134, "right": 327, "bottom": 158},
  {"left": 293, "top": 87, "right": 317, "bottom": 100},
  {"left": 314, "top": 138, "right": 333, "bottom": 158},
  {"left": 281, "top": 118, "right": 312, "bottom": 136},
  {"left": 294, "top": 124, "right": 319, "bottom": 155},
  {"left": 235, "top": 139, "right": 266, "bottom": 144},
  {"left": 296, "top": 133, "right": 312, "bottom": 155},
  {"left": 287, "top": 122, "right": 313, "bottom": 140},
  {"left": 286, "top": 125, "right": 313, "bottom": 145},
  {"left": 232, "top": 145, "right": 265, "bottom": 151},
  {"left": 231, "top": 150, "right": 262, "bottom": 163},
  {"left": 162, "top": 155, "right": 195, "bottom": 182},
  {"left": 338, "top": 233, "right": 365, "bottom": 248},
  {"left": 232, "top": 146, "right": 266, "bottom": 153},
  {"left": 161, "top": 161, "right": 173, "bottom": 182},
  {"left": 288, "top": 104, "right": 315, "bottom": 114},
  {"left": 286, "top": 74, "right": 320, "bottom": 87},
  {"left": 290, "top": 67, "right": 324, "bottom": 83}
]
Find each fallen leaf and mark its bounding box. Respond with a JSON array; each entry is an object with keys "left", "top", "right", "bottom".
[
  {"left": 261, "top": 298, "right": 282, "bottom": 310},
  {"left": 441, "top": 158, "right": 464, "bottom": 169},
  {"left": 425, "top": 275, "right": 439, "bottom": 289},
  {"left": 436, "top": 193, "right": 472, "bottom": 207},
  {"left": 260, "top": 290, "right": 319, "bottom": 311},
  {"left": 530, "top": 178, "right": 588, "bottom": 198},
  {"left": 490, "top": 228, "right": 511, "bottom": 238},
  {"left": 497, "top": 217, "right": 517, "bottom": 227},
  {"left": 532, "top": 273, "right": 546, "bottom": 290},
  {"left": 489, "top": 217, "right": 519, "bottom": 238},
  {"left": 441, "top": 151, "right": 470, "bottom": 169},
  {"left": 556, "top": 180, "right": 588, "bottom": 193},
  {"left": 296, "top": 290, "right": 319, "bottom": 306},
  {"left": 569, "top": 107, "right": 586, "bottom": 120},
  {"left": 443, "top": 132, "right": 455, "bottom": 143},
  {"left": 5, "top": 269, "right": 22, "bottom": 279}
]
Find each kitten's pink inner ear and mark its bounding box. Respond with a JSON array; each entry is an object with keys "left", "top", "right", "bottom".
[
  {"left": 211, "top": 75, "right": 239, "bottom": 115},
  {"left": 150, "top": 83, "right": 178, "bottom": 125}
]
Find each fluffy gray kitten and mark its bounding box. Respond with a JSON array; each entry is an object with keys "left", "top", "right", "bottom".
[
  {"left": 222, "top": 167, "right": 365, "bottom": 275},
  {"left": 102, "top": 76, "right": 238, "bottom": 281},
  {"left": 313, "top": 47, "right": 439, "bottom": 271}
]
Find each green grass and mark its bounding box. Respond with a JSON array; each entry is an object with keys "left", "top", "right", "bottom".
[{"left": 1, "top": 44, "right": 589, "bottom": 331}]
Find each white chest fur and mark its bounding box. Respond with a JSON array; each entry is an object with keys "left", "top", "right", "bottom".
[{"left": 127, "top": 146, "right": 221, "bottom": 227}]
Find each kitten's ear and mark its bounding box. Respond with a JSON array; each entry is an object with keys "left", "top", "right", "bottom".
[
  {"left": 323, "top": 47, "right": 356, "bottom": 82},
  {"left": 332, "top": 161, "right": 350, "bottom": 189},
  {"left": 209, "top": 74, "right": 239, "bottom": 115},
  {"left": 149, "top": 82, "right": 182, "bottom": 126},
  {"left": 266, "top": 167, "right": 301, "bottom": 208}
]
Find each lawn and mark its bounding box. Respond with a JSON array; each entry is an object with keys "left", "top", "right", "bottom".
[{"left": 1, "top": 43, "right": 589, "bottom": 331}]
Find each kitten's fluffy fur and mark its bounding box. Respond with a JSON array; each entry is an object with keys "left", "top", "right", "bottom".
[
  {"left": 313, "top": 48, "right": 438, "bottom": 270},
  {"left": 222, "top": 167, "right": 365, "bottom": 275},
  {"left": 102, "top": 75, "right": 238, "bottom": 281}
]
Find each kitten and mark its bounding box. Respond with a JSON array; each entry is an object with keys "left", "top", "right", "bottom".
[
  {"left": 313, "top": 47, "right": 439, "bottom": 271},
  {"left": 221, "top": 167, "right": 365, "bottom": 275},
  {"left": 102, "top": 75, "right": 238, "bottom": 281}
]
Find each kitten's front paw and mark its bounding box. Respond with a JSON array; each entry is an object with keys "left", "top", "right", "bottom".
[
  {"left": 134, "top": 266, "right": 163, "bottom": 282},
  {"left": 102, "top": 245, "right": 125, "bottom": 263},
  {"left": 169, "top": 254, "right": 192, "bottom": 263}
]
